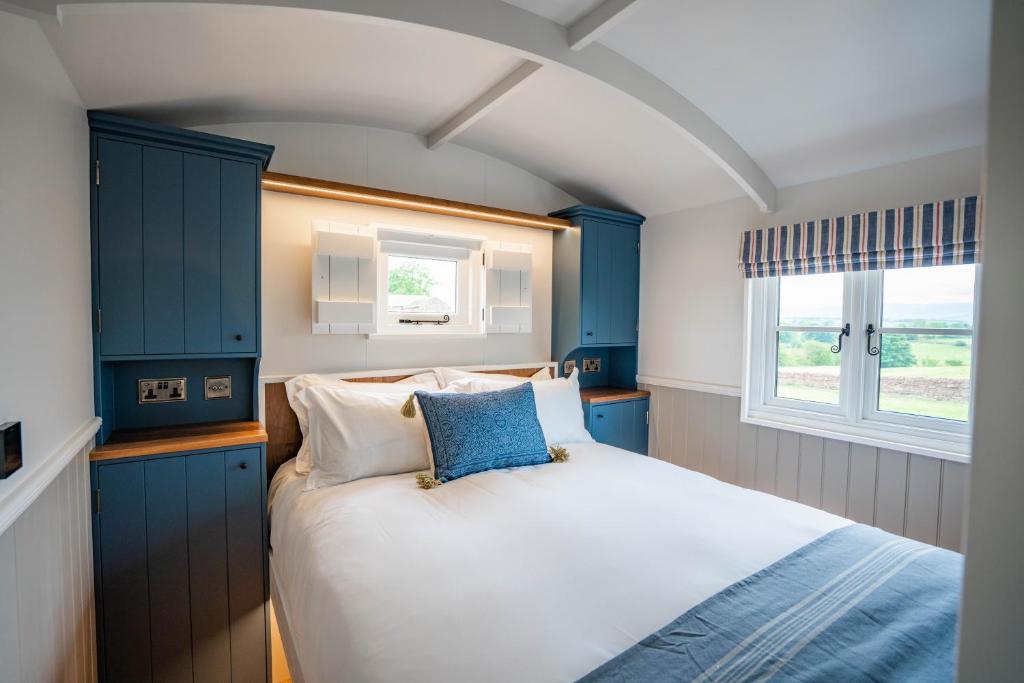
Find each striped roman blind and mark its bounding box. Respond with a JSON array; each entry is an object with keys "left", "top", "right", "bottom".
[{"left": 738, "top": 196, "right": 982, "bottom": 278}]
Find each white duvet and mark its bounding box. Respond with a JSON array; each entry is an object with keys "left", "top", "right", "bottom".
[{"left": 269, "top": 442, "right": 849, "bottom": 683}]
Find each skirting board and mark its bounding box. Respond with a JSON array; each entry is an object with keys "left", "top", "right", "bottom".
[{"left": 0, "top": 417, "right": 101, "bottom": 536}]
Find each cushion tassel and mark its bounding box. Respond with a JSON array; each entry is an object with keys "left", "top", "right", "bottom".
[
  {"left": 548, "top": 446, "right": 570, "bottom": 463},
  {"left": 400, "top": 394, "right": 417, "bottom": 418},
  {"left": 416, "top": 472, "right": 443, "bottom": 489}
]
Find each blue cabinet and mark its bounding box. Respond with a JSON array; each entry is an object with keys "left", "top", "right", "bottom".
[
  {"left": 580, "top": 219, "right": 640, "bottom": 346},
  {"left": 584, "top": 397, "right": 649, "bottom": 455},
  {"left": 551, "top": 205, "right": 644, "bottom": 365},
  {"left": 90, "top": 113, "right": 272, "bottom": 360},
  {"left": 92, "top": 445, "right": 268, "bottom": 683}
]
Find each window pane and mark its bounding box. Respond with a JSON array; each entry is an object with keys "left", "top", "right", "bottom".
[
  {"left": 878, "top": 333, "right": 971, "bottom": 421},
  {"left": 778, "top": 272, "right": 844, "bottom": 327},
  {"left": 882, "top": 264, "right": 975, "bottom": 329},
  {"left": 776, "top": 331, "right": 840, "bottom": 404},
  {"left": 387, "top": 255, "right": 458, "bottom": 314}
]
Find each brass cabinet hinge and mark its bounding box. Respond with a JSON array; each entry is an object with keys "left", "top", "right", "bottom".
[
  {"left": 95, "top": 159, "right": 100, "bottom": 186},
  {"left": 96, "top": 309, "right": 102, "bottom": 335}
]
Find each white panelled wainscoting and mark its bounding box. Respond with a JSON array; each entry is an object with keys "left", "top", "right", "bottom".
[
  {"left": 640, "top": 384, "right": 967, "bottom": 552},
  {"left": 0, "top": 444, "right": 97, "bottom": 683}
]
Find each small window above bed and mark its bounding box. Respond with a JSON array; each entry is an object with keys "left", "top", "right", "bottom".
[
  {"left": 311, "top": 220, "right": 533, "bottom": 337},
  {"left": 376, "top": 228, "right": 480, "bottom": 334}
]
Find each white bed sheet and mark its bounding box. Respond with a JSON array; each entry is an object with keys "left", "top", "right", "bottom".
[{"left": 269, "top": 442, "right": 849, "bottom": 683}]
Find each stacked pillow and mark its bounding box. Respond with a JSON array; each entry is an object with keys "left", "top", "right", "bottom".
[
  {"left": 286, "top": 367, "right": 587, "bottom": 490},
  {"left": 285, "top": 371, "right": 439, "bottom": 475}
]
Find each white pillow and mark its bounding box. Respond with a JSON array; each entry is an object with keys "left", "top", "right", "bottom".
[
  {"left": 297, "top": 384, "right": 431, "bottom": 490},
  {"left": 434, "top": 366, "right": 552, "bottom": 387},
  {"left": 446, "top": 368, "right": 593, "bottom": 446},
  {"left": 284, "top": 372, "right": 439, "bottom": 474}
]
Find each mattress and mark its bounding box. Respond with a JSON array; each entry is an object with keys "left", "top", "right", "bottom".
[{"left": 269, "top": 442, "right": 849, "bottom": 682}]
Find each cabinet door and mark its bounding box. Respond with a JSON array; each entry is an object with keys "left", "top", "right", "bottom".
[
  {"left": 221, "top": 160, "right": 258, "bottom": 353},
  {"left": 184, "top": 154, "right": 222, "bottom": 353},
  {"left": 97, "top": 139, "right": 144, "bottom": 356},
  {"left": 580, "top": 221, "right": 640, "bottom": 345},
  {"left": 142, "top": 147, "right": 185, "bottom": 354},
  {"left": 225, "top": 448, "right": 268, "bottom": 682},
  {"left": 96, "top": 461, "right": 153, "bottom": 682},
  {"left": 589, "top": 402, "right": 628, "bottom": 449}
]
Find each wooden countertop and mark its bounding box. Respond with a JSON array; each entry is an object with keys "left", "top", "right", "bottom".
[
  {"left": 579, "top": 386, "right": 651, "bottom": 404},
  {"left": 91, "top": 420, "right": 268, "bottom": 462}
]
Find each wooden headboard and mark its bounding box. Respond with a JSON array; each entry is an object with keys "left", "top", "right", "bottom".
[{"left": 263, "top": 365, "right": 555, "bottom": 482}]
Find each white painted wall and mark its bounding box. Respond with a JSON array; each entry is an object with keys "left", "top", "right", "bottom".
[
  {"left": 638, "top": 146, "right": 984, "bottom": 391},
  {"left": 196, "top": 122, "right": 577, "bottom": 377},
  {"left": 0, "top": 10, "right": 97, "bottom": 683},
  {"left": 0, "top": 10, "right": 93, "bottom": 518},
  {"left": 958, "top": 0, "right": 1024, "bottom": 677}
]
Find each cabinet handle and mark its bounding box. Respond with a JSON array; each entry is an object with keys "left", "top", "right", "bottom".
[
  {"left": 585, "top": 331, "right": 594, "bottom": 337},
  {"left": 239, "top": 462, "right": 248, "bottom": 470},
  {"left": 234, "top": 334, "right": 243, "bottom": 342},
  {"left": 596, "top": 413, "right": 604, "bottom": 419}
]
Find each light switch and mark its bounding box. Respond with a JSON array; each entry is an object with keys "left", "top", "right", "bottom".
[
  {"left": 204, "top": 375, "right": 232, "bottom": 400},
  {"left": 138, "top": 378, "right": 187, "bottom": 404}
]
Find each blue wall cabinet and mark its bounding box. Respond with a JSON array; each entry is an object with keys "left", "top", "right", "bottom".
[
  {"left": 92, "top": 446, "right": 269, "bottom": 683},
  {"left": 584, "top": 397, "right": 649, "bottom": 454},
  {"left": 551, "top": 205, "right": 644, "bottom": 365},
  {"left": 89, "top": 113, "right": 273, "bottom": 443},
  {"left": 90, "top": 113, "right": 272, "bottom": 360}
]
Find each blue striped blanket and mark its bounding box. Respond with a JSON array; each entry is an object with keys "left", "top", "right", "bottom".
[{"left": 580, "top": 524, "right": 962, "bottom": 682}]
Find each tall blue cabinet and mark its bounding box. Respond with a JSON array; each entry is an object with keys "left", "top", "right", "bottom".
[
  {"left": 550, "top": 205, "right": 649, "bottom": 454},
  {"left": 88, "top": 113, "right": 275, "bottom": 682}
]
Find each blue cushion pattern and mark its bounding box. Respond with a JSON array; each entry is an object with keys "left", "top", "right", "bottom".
[{"left": 415, "top": 382, "right": 549, "bottom": 483}]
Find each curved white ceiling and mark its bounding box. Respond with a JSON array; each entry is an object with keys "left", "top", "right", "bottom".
[{"left": 24, "top": 0, "right": 990, "bottom": 217}]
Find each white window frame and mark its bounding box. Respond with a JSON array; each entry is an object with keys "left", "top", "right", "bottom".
[
  {"left": 743, "top": 266, "right": 979, "bottom": 462},
  {"left": 373, "top": 225, "right": 484, "bottom": 337}
]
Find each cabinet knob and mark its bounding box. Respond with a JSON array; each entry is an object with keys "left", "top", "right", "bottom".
[
  {"left": 596, "top": 413, "right": 604, "bottom": 419},
  {"left": 234, "top": 334, "right": 243, "bottom": 342},
  {"left": 239, "top": 462, "right": 248, "bottom": 470},
  {"left": 585, "top": 331, "right": 594, "bottom": 336}
]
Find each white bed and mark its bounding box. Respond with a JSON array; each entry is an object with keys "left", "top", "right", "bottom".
[{"left": 269, "top": 440, "right": 849, "bottom": 683}]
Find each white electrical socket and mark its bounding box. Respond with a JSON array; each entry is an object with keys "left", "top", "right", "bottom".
[
  {"left": 582, "top": 357, "right": 601, "bottom": 373},
  {"left": 563, "top": 359, "right": 577, "bottom": 375}
]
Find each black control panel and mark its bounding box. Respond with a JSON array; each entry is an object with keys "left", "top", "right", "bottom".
[{"left": 0, "top": 421, "right": 22, "bottom": 479}]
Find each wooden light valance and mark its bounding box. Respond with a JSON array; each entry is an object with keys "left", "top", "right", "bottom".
[{"left": 261, "top": 171, "right": 571, "bottom": 231}]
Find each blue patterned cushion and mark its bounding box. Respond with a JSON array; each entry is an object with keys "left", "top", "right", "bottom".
[{"left": 415, "top": 382, "right": 549, "bottom": 483}]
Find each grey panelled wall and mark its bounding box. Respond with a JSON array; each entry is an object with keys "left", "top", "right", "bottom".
[
  {"left": 0, "top": 445, "right": 97, "bottom": 683},
  {"left": 640, "top": 384, "right": 968, "bottom": 552}
]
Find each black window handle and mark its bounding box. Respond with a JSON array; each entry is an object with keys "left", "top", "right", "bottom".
[
  {"left": 866, "top": 324, "right": 880, "bottom": 356},
  {"left": 831, "top": 323, "right": 851, "bottom": 353}
]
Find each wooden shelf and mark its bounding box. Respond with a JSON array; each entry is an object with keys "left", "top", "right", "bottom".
[
  {"left": 91, "top": 420, "right": 267, "bottom": 462},
  {"left": 579, "top": 386, "right": 651, "bottom": 405},
  {"left": 262, "top": 171, "right": 572, "bottom": 231}
]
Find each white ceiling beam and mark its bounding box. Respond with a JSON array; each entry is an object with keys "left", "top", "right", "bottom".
[
  {"left": 567, "top": 0, "right": 646, "bottom": 51},
  {"left": 24, "top": 0, "right": 777, "bottom": 211},
  {"left": 426, "top": 61, "right": 541, "bottom": 150}
]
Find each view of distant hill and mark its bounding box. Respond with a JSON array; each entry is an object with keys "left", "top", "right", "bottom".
[{"left": 883, "top": 303, "right": 973, "bottom": 324}]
